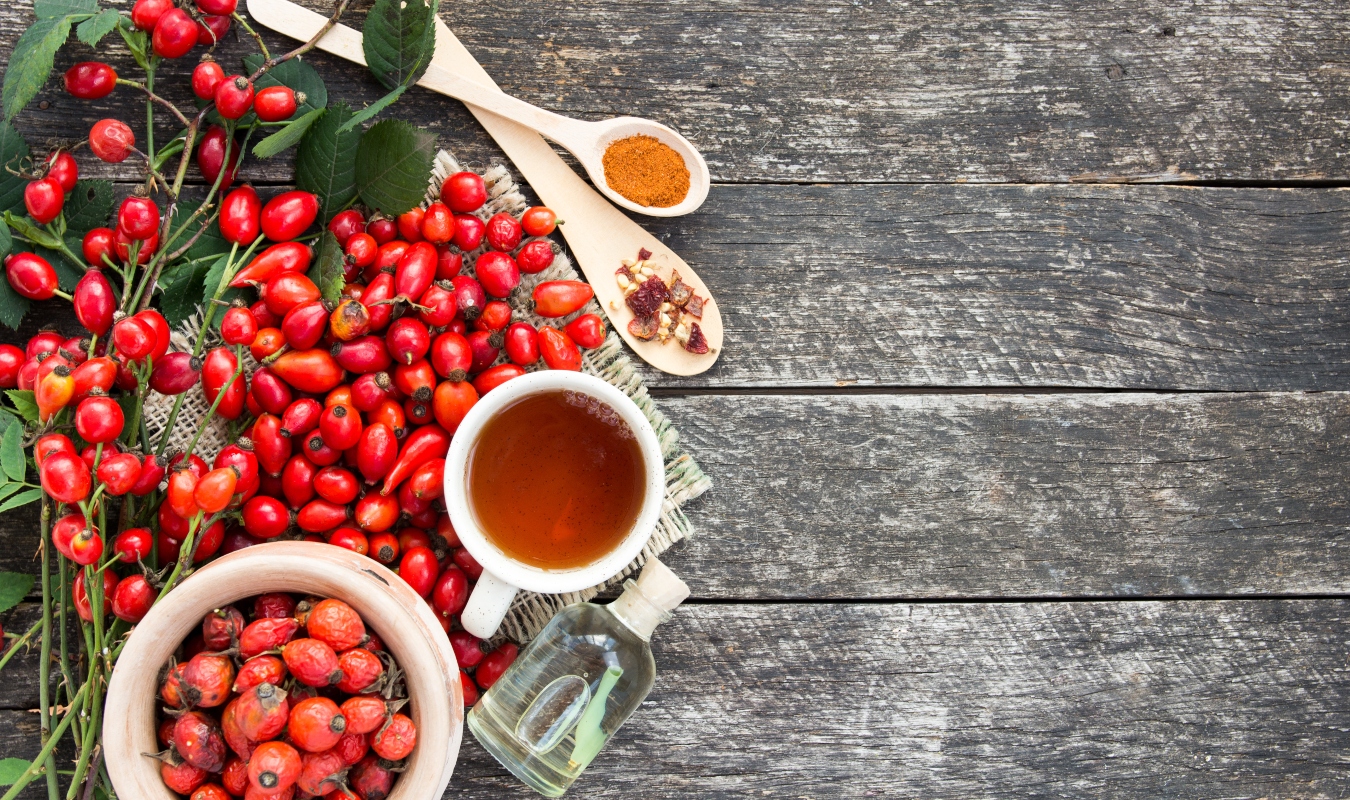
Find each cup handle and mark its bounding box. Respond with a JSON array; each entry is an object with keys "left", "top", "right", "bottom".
[{"left": 460, "top": 570, "right": 519, "bottom": 639}]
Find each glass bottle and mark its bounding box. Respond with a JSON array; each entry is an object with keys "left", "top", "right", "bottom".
[{"left": 467, "top": 557, "right": 690, "bottom": 797}]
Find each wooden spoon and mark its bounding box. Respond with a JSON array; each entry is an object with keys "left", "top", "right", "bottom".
[{"left": 245, "top": 0, "right": 723, "bottom": 375}]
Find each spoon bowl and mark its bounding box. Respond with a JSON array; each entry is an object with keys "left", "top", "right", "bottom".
[
  {"left": 418, "top": 62, "right": 711, "bottom": 217},
  {"left": 577, "top": 116, "right": 711, "bottom": 218}
]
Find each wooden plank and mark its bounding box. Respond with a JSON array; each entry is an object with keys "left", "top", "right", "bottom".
[
  {"left": 650, "top": 391, "right": 1350, "bottom": 599},
  {"left": 2, "top": 600, "right": 1345, "bottom": 797},
  {"left": 3, "top": 0, "right": 1349, "bottom": 183},
  {"left": 0, "top": 392, "right": 1343, "bottom": 598},
  {"left": 637, "top": 183, "right": 1350, "bottom": 390},
  {"left": 5, "top": 183, "right": 1348, "bottom": 391}
]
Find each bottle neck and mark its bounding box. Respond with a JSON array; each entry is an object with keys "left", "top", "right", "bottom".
[{"left": 608, "top": 579, "right": 671, "bottom": 641}]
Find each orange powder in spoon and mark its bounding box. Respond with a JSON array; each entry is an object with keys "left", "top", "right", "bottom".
[{"left": 601, "top": 135, "right": 690, "bottom": 208}]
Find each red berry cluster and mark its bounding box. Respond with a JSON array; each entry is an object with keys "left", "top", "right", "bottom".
[{"left": 155, "top": 595, "right": 416, "bottom": 799}]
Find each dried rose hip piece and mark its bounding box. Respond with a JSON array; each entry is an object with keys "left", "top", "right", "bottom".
[{"left": 625, "top": 275, "right": 671, "bottom": 319}]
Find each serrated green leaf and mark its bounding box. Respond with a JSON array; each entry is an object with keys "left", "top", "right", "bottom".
[
  {"left": 159, "top": 258, "right": 211, "bottom": 326},
  {"left": 0, "top": 273, "right": 29, "bottom": 330},
  {"left": 253, "top": 107, "right": 324, "bottom": 160},
  {"left": 243, "top": 54, "right": 327, "bottom": 114},
  {"left": 0, "top": 122, "right": 28, "bottom": 215},
  {"left": 0, "top": 483, "right": 23, "bottom": 504},
  {"left": 355, "top": 119, "right": 436, "bottom": 217},
  {"left": 0, "top": 219, "right": 10, "bottom": 261},
  {"left": 297, "top": 103, "right": 360, "bottom": 222},
  {"left": 5, "top": 391, "right": 36, "bottom": 420},
  {"left": 0, "top": 489, "right": 41, "bottom": 513},
  {"left": 3, "top": 16, "right": 75, "bottom": 120},
  {"left": 5, "top": 391, "right": 36, "bottom": 423},
  {"left": 33, "top": 0, "right": 95, "bottom": 18},
  {"left": 337, "top": 84, "right": 407, "bottom": 134},
  {"left": 170, "top": 201, "right": 230, "bottom": 261},
  {"left": 0, "top": 758, "right": 31, "bottom": 786},
  {"left": 1, "top": 420, "right": 24, "bottom": 482},
  {"left": 362, "top": 0, "right": 437, "bottom": 91},
  {"left": 307, "top": 230, "right": 345, "bottom": 304},
  {"left": 0, "top": 572, "right": 33, "bottom": 613},
  {"left": 76, "top": 8, "right": 120, "bottom": 46},
  {"left": 200, "top": 253, "right": 234, "bottom": 304},
  {"left": 63, "top": 179, "right": 113, "bottom": 236}
]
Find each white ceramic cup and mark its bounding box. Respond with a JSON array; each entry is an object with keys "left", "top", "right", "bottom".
[{"left": 445, "top": 371, "right": 666, "bottom": 639}]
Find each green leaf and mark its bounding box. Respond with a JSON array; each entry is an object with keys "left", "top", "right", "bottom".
[
  {"left": 253, "top": 107, "right": 324, "bottom": 160},
  {"left": 308, "top": 230, "right": 345, "bottom": 304},
  {"left": 297, "top": 103, "right": 360, "bottom": 222},
  {"left": 0, "top": 489, "right": 41, "bottom": 513},
  {"left": 243, "top": 54, "right": 327, "bottom": 114},
  {"left": 0, "top": 758, "right": 31, "bottom": 786},
  {"left": 336, "top": 84, "right": 407, "bottom": 134},
  {"left": 1, "top": 420, "right": 24, "bottom": 483},
  {"left": 170, "top": 202, "right": 230, "bottom": 261},
  {"left": 355, "top": 119, "right": 436, "bottom": 217},
  {"left": 0, "top": 572, "right": 33, "bottom": 614},
  {"left": 76, "top": 8, "right": 120, "bottom": 46},
  {"left": 0, "top": 219, "right": 10, "bottom": 262},
  {"left": 0, "top": 122, "right": 29, "bottom": 215},
  {"left": 200, "top": 252, "right": 236, "bottom": 304},
  {"left": 5, "top": 391, "right": 36, "bottom": 422},
  {"left": 3, "top": 16, "right": 75, "bottom": 120},
  {"left": 3, "top": 211, "right": 62, "bottom": 250},
  {"left": 0, "top": 274, "right": 29, "bottom": 330},
  {"left": 33, "top": 0, "right": 95, "bottom": 18},
  {"left": 62, "top": 179, "right": 113, "bottom": 236},
  {"left": 362, "top": 0, "right": 437, "bottom": 91},
  {"left": 0, "top": 483, "right": 23, "bottom": 504},
  {"left": 159, "top": 258, "right": 211, "bottom": 326}
]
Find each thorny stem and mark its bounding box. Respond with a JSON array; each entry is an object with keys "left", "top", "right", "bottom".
[
  {"left": 145, "top": 59, "right": 157, "bottom": 165},
  {"left": 0, "top": 619, "right": 40, "bottom": 674},
  {"left": 133, "top": 121, "right": 240, "bottom": 313},
  {"left": 39, "top": 502, "right": 59, "bottom": 800},
  {"left": 232, "top": 12, "right": 271, "bottom": 60},
  {"left": 247, "top": 0, "right": 352, "bottom": 83},
  {"left": 117, "top": 78, "right": 190, "bottom": 129},
  {"left": 154, "top": 237, "right": 258, "bottom": 456},
  {"left": 0, "top": 681, "right": 90, "bottom": 800}
]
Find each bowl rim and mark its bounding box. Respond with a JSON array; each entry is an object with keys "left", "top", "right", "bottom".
[{"left": 103, "top": 541, "right": 462, "bottom": 799}]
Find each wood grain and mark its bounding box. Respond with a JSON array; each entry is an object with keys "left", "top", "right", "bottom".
[
  {"left": 651, "top": 391, "right": 1350, "bottom": 599},
  {"left": 0, "top": 392, "right": 1344, "bottom": 598},
  {"left": 7, "top": 183, "right": 1348, "bottom": 391},
  {"left": 3, "top": 0, "right": 1349, "bottom": 183},
  {"left": 636, "top": 183, "right": 1350, "bottom": 390},
  {"left": 4, "top": 600, "right": 1348, "bottom": 797}
]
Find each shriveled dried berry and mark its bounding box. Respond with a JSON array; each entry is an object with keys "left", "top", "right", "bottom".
[
  {"left": 684, "top": 322, "right": 710, "bottom": 354},
  {"left": 627, "top": 315, "right": 659, "bottom": 341},
  {"left": 625, "top": 275, "right": 671, "bottom": 318}
]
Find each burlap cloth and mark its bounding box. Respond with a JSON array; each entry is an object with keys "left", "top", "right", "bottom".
[{"left": 143, "top": 150, "right": 711, "bottom": 643}]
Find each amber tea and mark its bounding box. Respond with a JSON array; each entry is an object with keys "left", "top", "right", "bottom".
[{"left": 467, "top": 390, "right": 647, "bottom": 570}]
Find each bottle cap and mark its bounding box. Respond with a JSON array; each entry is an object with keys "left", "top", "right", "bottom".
[
  {"left": 633, "top": 557, "right": 690, "bottom": 612},
  {"left": 609, "top": 557, "right": 689, "bottom": 639}
]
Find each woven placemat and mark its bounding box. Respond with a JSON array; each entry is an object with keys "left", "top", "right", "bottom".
[{"left": 145, "top": 150, "right": 711, "bottom": 643}]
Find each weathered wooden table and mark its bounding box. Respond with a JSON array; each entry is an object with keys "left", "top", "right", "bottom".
[{"left": 2, "top": 0, "right": 1348, "bottom": 796}]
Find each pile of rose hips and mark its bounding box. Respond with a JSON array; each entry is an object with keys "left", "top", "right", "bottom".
[
  {"left": 9, "top": 167, "right": 587, "bottom": 734},
  {"left": 156, "top": 595, "right": 421, "bottom": 799}
]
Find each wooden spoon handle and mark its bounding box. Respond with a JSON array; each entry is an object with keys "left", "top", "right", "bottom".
[
  {"left": 426, "top": 19, "right": 723, "bottom": 376},
  {"left": 243, "top": 0, "right": 722, "bottom": 375}
]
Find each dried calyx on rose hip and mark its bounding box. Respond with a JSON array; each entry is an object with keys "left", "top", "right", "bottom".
[
  {"left": 151, "top": 594, "right": 418, "bottom": 799},
  {"left": 614, "top": 248, "right": 710, "bottom": 353}
]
